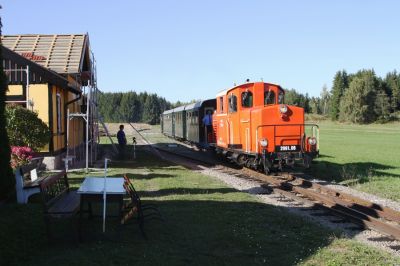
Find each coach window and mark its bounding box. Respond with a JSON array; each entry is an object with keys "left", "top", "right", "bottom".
[
  {"left": 228, "top": 94, "right": 237, "bottom": 113},
  {"left": 241, "top": 91, "right": 253, "bottom": 108},
  {"left": 264, "top": 90, "right": 276, "bottom": 105},
  {"left": 278, "top": 91, "right": 284, "bottom": 104},
  {"left": 219, "top": 97, "right": 224, "bottom": 113}
]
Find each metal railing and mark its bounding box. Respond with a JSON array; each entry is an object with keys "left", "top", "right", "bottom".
[{"left": 255, "top": 123, "right": 319, "bottom": 153}]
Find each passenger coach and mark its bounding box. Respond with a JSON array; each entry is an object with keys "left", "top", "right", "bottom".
[{"left": 161, "top": 99, "right": 216, "bottom": 147}]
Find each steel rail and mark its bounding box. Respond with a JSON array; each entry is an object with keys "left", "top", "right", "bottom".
[{"left": 248, "top": 169, "right": 400, "bottom": 240}]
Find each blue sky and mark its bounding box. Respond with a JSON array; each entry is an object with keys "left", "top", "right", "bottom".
[{"left": 2, "top": 0, "right": 399, "bottom": 102}]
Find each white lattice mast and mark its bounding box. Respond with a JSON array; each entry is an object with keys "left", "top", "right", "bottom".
[{"left": 66, "top": 48, "right": 99, "bottom": 173}]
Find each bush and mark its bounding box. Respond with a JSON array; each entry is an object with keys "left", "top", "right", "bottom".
[{"left": 5, "top": 105, "right": 50, "bottom": 151}]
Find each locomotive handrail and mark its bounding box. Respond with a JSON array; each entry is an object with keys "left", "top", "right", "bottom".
[{"left": 255, "top": 123, "right": 319, "bottom": 153}]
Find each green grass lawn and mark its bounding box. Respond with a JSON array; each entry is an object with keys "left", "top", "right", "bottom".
[
  {"left": 1, "top": 146, "right": 398, "bottom": 265},
  {"left": 304, "top": 120, "right": 400, "bottom": 201}
]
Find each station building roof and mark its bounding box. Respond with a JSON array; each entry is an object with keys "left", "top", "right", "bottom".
[
  {"left": 1, "top": 46, "right": 79, "bottom": 93},
  {"left": 1, "top": 34, "right": 91, "bottom": 75}
]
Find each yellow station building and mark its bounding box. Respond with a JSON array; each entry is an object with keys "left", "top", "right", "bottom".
[{"left": 2, "top": 34, "right": 95, "bottom": 169}]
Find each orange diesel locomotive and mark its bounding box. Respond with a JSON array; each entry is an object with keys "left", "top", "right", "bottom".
[{"left": 212, "top": 82, "right": 319, "bottom": 173}]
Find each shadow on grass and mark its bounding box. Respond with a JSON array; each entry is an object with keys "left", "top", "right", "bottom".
[
  {"left": 136, "top": 187, "right": 238, "bottom": 197},
  {"left": 0, "top": 199, "right": 337, "bottom": 266},
  {"left": 304, "top": 158, "right": 400, "bottom": 184},
  {"left": 316, "top": 154, "right": 334, "bottom": 159},
  {"left": 151, "top": 142, "right": 219, "bottom": 164},
  {"left": 67, "top": 173, "right": 176, "bottom": 188},
  {"left": 99, "top": 143, "right": 214, "bottom": 171}
]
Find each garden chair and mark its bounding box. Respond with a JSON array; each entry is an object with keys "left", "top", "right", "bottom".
[{"left": 121, "top": 175, "right": 163, "bottom": 237}]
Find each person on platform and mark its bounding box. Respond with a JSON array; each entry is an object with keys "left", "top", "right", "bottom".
[
  {"left": 117, "top": 124, "right": 127, "bottom": 159},
  {"left": 202, "top": 110, "right": 213, "bottom": 143}
]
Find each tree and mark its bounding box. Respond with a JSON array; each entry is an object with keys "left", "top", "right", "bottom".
[
  {"left": 143, "top": 94, "right": 161, "bottom": 125},
  {"left": 309, "top": 97, "right": 321, "bottom": 114},
  {"left": 330, "top": 70, "right": 348, "bottom": 120},
  {"left": 0, "top": 11, "right": 15, "bottom": 199},
  {"left": 374, "top": 89, "right": 391, "bottom": 122},
  {"left": 5, "top": 105, "right": 51, "bottom": 151},
  {"left": 285, "top": 89, "right": 311, "bottom": 112},
  {"left": 320, "top": 84, "right": 331, "bottom": 115},
  {"left": 98, "top": 90, "right": 173, "bottom": 123},
  {"left": 339, "top": 70, "right": 377, "bottom": 123},
  {"left": 138, "top": 92, "right": 149, "bottom": 121},
  {"left": 120, "top": 91, "right": 140, "bottom": 122},
  {"left": 385, "top": 71, "right": 400, "bottom": 111}
]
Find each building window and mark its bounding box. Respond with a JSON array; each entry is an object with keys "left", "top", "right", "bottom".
[
  {"left": 228, "top": 94, "right": 237, "bottom": 113},
  {"left": 264, "top": 90, "right": 276, "bottom": 105},
  {"left": 56, "top": 93, "right": 61, "bottom": 133},
  {"left": 241, "top": 91, "right": 253, "bottom": 108}
]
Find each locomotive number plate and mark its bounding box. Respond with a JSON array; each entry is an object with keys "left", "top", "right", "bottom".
[{"left": 275, "top": 145, "right": 300, "bottom": 152}]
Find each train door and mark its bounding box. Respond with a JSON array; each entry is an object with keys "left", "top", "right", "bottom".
[
  {"left": 215, "top": 95, "right": 228, "bottom": 148},
  {"left": 240, "top": 89, "right": 252, "bottom": 153},
  {"left": 203, "top": 107, "right": 214, "bottom": 143},
  {"left": 227, "top": 91, "right": 241, "bottom": 149}
]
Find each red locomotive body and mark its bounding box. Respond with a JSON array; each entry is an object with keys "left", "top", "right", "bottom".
[{"left": 212, "top": 82, "right": 319, "bottom": 172}]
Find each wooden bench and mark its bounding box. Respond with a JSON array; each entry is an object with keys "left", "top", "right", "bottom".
[
  {"left": 15, "top": 158, "right": 45, "bottom": 204},
  {"left": 40, "top": 171, "right": 80, "bottom": 242}
]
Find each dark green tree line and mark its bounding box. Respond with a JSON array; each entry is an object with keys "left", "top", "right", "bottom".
[{"left": 98, "top": 91, "right": 172, "bottom": 125}]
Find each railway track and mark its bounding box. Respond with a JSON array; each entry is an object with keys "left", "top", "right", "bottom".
[
  {"left": 243, "top": 168, "right": 400, "bottom": 240},
  {"left": 149, "top": 144, "right": 400, "bottom": 243}
]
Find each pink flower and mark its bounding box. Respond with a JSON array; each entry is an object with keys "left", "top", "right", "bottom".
[{"left": 10, "top": 146, "right": 34, "bottom": 169}]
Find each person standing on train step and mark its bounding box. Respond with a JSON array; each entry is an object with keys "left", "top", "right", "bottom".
[
  {"left": 117, "top": 124, "right": 127, "bottom": 159},
  {"left": 202, "top": 110, "right": 213, "bottom": 142}
]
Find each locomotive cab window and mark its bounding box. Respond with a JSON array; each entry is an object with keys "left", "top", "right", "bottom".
[
  {"left": 241, "top": 91, "right": 253, "bottom": 108},
  {"left": 264, "top": 90, "right": 276, "bottom": 105},
  {"left": 278, "top": 91, "right": 284, "bottom": 104},
  {"left": 228, "top": 94, "right": 237, "bottom": 113},
  {"left": 219, "top": 97, "right": 224, "bottom": 113}
]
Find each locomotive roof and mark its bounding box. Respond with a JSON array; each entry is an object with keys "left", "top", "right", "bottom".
[{"left": 216, "top": 82, "right": 282, "bottom": 97}]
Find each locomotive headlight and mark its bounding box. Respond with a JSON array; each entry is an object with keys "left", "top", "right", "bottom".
[
  {"left": 279, "top": 104, "right": 288, "bottom": 114},
  {"left": 308, "top": 137, "right": 317, "bottom": 145},
  {"left": 260, "top": 139, "right": 268, "bottom": 147}
]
